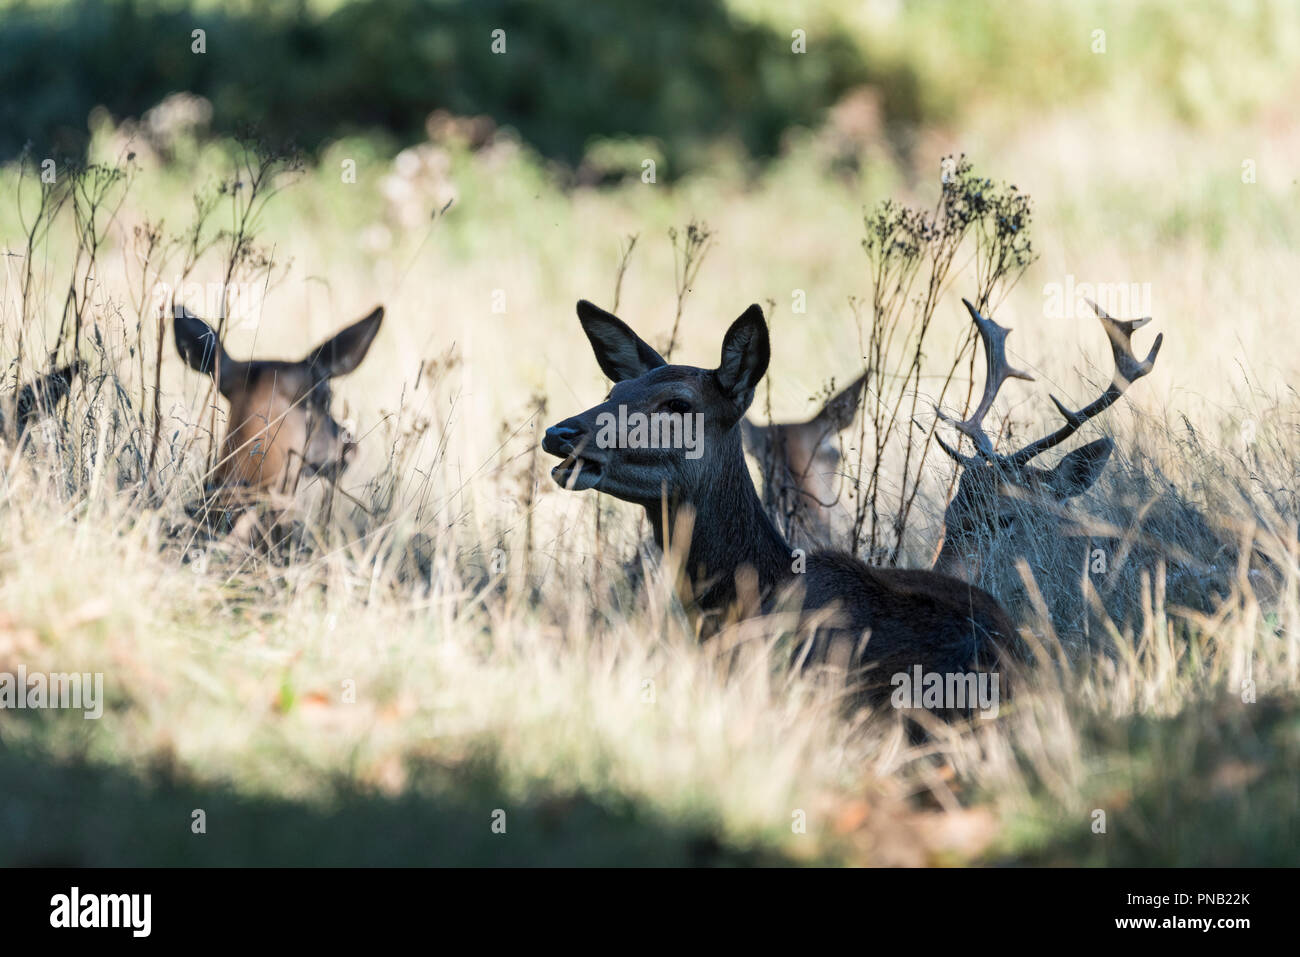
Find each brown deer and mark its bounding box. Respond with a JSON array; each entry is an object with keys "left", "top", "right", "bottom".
[
  {"left": 1, "top": 362, "right": 85, "bottom": 444},
  {"left": 173, "top": 304, "right": 383, "bottom": 502},
  {"left": 543, "top": 299, "right": 1016, "bottom": 710},
  {"left": 931, "top": 298, "right": 1163, "bottom": 631},
  {"left": 741, "top": 371, "right": 867, "bottom": 546}
]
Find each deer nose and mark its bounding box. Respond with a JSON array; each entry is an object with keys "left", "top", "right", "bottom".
[{"left": 543, "top": 421, "right": 585, "bottom": 458}]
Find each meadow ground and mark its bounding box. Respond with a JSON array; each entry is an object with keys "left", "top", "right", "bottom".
[{"left": 1, "top": 1, "right": 1299, "bottom": 865}]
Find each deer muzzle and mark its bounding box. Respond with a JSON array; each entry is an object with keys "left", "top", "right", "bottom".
[{"left": 543, "top": 421, "right": 603, "bottom": 491}]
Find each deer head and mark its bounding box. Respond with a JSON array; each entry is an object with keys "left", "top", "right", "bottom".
[
  {"left": 933, "top": 297, "right": 1163, "bottom": 584},
  {"left": 1, "top": 361, "right": 85, "bottom": 443},
  {"left": 174, "top": 305, "right": 383, "bottom": 493},
  {"left": 544, "top": 299, "right": 1016, "bottom": 710},
  {"left": 543, "top": 298, "right": 793, "bottom": 616},
  {"left": 543, "top": 299, "right": 769, "bottom": 509},
  {"left": 741, "top": 371, "right": 867, "bottom": 543}
]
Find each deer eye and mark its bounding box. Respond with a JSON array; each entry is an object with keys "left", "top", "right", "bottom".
[{"left": 661, "top": 398, "right": 692, "bottom": 414}]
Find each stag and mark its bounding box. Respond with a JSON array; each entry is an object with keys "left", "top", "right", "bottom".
[{"left": 932, "top": 297, "right": 1163, "bottom": 630}]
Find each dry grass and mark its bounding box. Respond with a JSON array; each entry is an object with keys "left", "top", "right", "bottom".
[{"left": 1, "top": 77, "right": 1299, "bottom": 864}]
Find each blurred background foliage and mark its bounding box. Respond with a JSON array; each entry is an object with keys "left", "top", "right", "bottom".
[
  {"left": 3, "top": 0, "right": 1296, "bottom": 178},
  {"left": 2, "top": 0, "right": 886, "bottom": 175}
]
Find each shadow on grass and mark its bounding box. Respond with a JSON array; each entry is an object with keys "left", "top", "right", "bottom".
[
  {"left": 0, "top": 742, "right": 794, "bottom": 867},
  {"left": 999, "top": 695, "right": 1300, "bottom": 866}
]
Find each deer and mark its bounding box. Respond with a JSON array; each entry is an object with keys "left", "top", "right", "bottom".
[
  {"left": 741, "top": 371, "right": 867, "bottom": 547},
  {"left": 1, "top": 362, "right": 85, "bottom": 445},
  {"left": 543, "top": 299, "right": 1017, "bottom": 713},
  {"left": 931, "top": 297, "right": 1163, "bottom": 635},
  {"left": 173, "top": 304, "right": 383, "bottom": 543}
]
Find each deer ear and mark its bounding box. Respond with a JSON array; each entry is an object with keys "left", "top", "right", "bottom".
[
  {"left": 306, "top": 306, "right": 384, "bottom": 378},
  {"left": 1047, "top": 438, "right": 1113, "bottom": 500},
  {"left": 575, "top": 300, "right": 666, "bottom": 382},
  {"left": 716, "top": 304, "right": 769, "bottom": 415},
  {"left": 174, "top": 306, "right": 242, "bottom": 394},
  {"left": 812, "top": 370, "right": 867, "bottom": 432}
]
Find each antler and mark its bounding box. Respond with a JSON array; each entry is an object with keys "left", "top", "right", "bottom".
[
  {"left": 935, "top": 298, "right": 1034, "bottom": 463},
  {"left": 1004, "top": 298, "right": 1163, "bottom": 466},
  {"left": 936, "top": 297, "right": 1163, "bottom": 468}
]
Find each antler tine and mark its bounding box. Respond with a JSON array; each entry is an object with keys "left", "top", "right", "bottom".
[
  {"left": 1086, "top": 297, "right": 1163, "bottom": 388},
  {"left": 933, "top": 431, "right": 982, "bottom": 468},
  {"left": 1007, "top": 297, "right": 1164, "bottom": 467},
  {"left": 936, "top": 298, "right": 1035, "bottom": 460}
]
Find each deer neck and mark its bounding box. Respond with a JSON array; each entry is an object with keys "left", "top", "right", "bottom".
[{"left": 644, "top": 427, "right": 793, "bottom": 613}]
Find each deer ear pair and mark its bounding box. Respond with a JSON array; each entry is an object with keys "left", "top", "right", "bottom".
[
  {"left": 574, "top": 299, "right": 769, "bottom": 414},
  {"left": 174, "top": 305, "right": 384, "bottom": 395}
]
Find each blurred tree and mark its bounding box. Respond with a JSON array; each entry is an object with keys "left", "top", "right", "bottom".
[{"left": 0, "top": 0, "right": 919, "bottom": 176}]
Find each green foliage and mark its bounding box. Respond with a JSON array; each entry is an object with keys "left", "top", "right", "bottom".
[{"left": 0, "top": 0, "right": 905, "bottom": 176}]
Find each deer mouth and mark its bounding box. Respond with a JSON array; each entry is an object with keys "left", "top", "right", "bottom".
[
  {"left": 542, "top": 423, "right": 603, "bottom": 491},
  {"left": 550, "top": 457, "right": 602, "bottom": 491}
]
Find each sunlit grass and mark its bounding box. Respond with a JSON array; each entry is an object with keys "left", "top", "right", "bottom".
[{"left": 2, "top": 16, "right": 1299, "bottom": 861}]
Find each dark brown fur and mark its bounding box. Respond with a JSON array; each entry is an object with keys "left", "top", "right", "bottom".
[
  {"left": 545, "top": 300, "right": 1016, "bottom": 711},
  {"left": 2, "top": 361, "right": 84, "bottom": 442}
]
